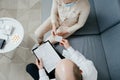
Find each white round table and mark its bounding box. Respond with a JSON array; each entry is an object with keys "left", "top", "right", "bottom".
[{"left": 0, "top": 18, "right": 24, "bottom": 53}]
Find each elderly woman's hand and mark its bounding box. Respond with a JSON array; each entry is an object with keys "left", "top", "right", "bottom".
[
  {"left": 56, "top": 31, "right": 69, "bottom": 36},
  {"left": 51, "top": 23, "right": 57, "bottom": 36}
]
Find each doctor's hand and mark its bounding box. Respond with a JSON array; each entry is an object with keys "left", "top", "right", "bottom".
[
  {"left": 60, "top": 39, "right": 71, "bottom": 49},
  {"left": 36, "top": 58, "right": 43, "bottom": 70}
]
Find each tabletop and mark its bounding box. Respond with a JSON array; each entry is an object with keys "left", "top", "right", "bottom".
[{"left": 0, "top": 18, "right": 24, "bottom": 53}]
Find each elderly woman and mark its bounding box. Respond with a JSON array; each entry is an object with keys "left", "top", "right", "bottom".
[{"left": 35, "top": 0, "right": 90, "bottom": 44}]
